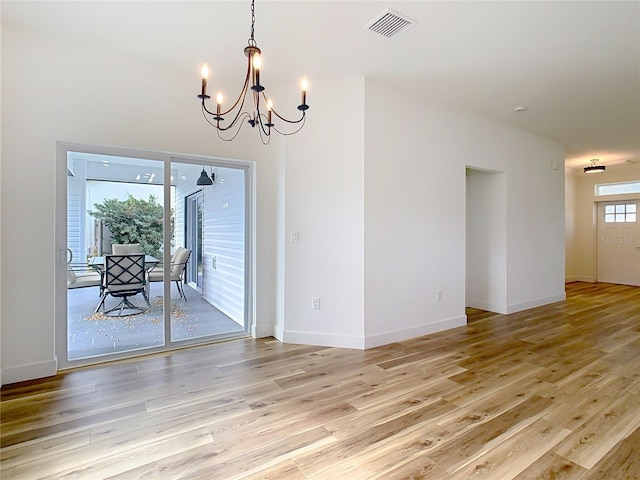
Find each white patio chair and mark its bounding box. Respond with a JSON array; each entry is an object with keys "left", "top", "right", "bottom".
[
  {"left": 111, "top": 243, "right": 142, "bottom": 254},
  {"left": 148, "top": 248, "right": 192, "bottom": 300}
]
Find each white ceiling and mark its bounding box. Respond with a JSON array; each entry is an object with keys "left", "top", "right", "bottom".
[{"left": 3, "top": 1, "right": 639, "bottom": 171}]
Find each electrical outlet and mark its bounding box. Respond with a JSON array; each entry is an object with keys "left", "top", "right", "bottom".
[
  {"left": 436, "top": 289, "right": 443, "bottom": 301},
  {"left": 311, "top": 297, "right": 320, "bottom": 309}
]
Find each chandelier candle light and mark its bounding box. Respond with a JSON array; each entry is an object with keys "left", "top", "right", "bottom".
[{"left": 197, "top": 0, "right": 309, "bottom": 143}]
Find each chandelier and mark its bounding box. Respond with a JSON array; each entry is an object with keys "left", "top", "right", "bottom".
[{"left": 197, "top": 0, "right": 309, "bottom": 144}]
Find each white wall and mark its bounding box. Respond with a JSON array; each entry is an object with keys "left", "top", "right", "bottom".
[
  {"left": 363, "top": 79, "right": 566, "bottom": 345},
  {"left": 278, "top": 76, "right": 366, "bottom": 348},
  {"left": 505, "top": 141, "right": 566, "bottom": 312},
  {"left": 1, "top": 23, "right": 279, "bottom": 384},
  {"left": 568, "top": 163, "right": 640, "bottom": 282},
  {"left": 466, "top": 169, "right": 507, "bottom": 313},
  {"left": 278, "top": 76, "right": 566, "bottom": 349},
  {"left": 565, "top": 169, "right": 578, "bottom": 281}
]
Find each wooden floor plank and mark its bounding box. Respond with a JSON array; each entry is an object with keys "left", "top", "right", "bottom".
[
  {"left": 446, "top": 418, "right": 572, "bottom": 479},
  {"left": 579, "top": 425, "right": 640, "bottom": 480},
  {"left": 512, "top": 452, "right": 586, "bottom": 480},
  {"left": 554, "top": 392, "right": 640, "bottom": 470}
]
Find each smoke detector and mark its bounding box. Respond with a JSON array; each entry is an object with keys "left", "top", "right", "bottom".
[{"left": 365, "top": 9, "right": 416, "bottom": 38}]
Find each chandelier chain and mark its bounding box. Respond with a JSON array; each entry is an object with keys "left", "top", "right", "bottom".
[{"left": 248, "top": 0, "right": 256, "bottom": 46}]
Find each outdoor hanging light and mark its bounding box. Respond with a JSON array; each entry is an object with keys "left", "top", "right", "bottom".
[
  {"left": 196, "top": 168, "right": 213, "bottom": 186},
  {"left": 196, "top": 0, "right": 309, "bottom": 144}
]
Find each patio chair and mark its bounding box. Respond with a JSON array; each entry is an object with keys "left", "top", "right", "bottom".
[
  {"left": 67, "top": 263, "right": 103, "bottom": 290},
  {"left": 95, "top": 254, "right": 150, "bottom": 316},
  {"left": 148, "top": 247, "right": 192, "bottom": 300},
  {"left": 66, "top": 248, "right": 102, "bottom": 291},
  {"left": 111, "top": 243, "right": 142, "bottom": 254}
]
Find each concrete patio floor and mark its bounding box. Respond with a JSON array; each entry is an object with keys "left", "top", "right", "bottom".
[{"left": 67, "top": 282, "right": 245, "bottom": 361}]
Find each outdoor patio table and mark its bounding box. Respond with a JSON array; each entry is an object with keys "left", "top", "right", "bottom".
[
  {"left": 88, "top": 255, "right": 160, "bottom": 271},
  {"left": 87, "top": 255, "right": 160, "bottom": 271}
]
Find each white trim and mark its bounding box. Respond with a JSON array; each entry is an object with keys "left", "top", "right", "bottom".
[
  {"left": 466, "top": 299, "right": 507, "bottom": 315},
  {"left": 565, "top": 276, "right": 597, "bottom": 283},
  {"left": 55, "top": 142, "right": 257, "bottom": 370},
  {"left": 282, "top": 316, "right": 469, "bottom": 350},
  {"left": 282, "top": 330, "right": 366, "bottom": 350},
  {"left": 273, "top": 324, "right": 285, "bottom": 342},
  {"left": 252, "top": 321, "right": 275, "bottom": 339},
  {"left": 2, "top": 358, "right": 58, "bottom": 386},
  {"left": 506, "top": 293, "right": 566, "bottom": 314},
  {"left": 364, "top": 316, "right": 467, "bottom": 349},
  {"left": 574, "top": 275, "right": 596, "bottom": 283}
]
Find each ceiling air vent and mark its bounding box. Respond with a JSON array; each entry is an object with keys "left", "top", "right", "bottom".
[{"left": 365, "top": 9, "right": 416, "bottom": 38}]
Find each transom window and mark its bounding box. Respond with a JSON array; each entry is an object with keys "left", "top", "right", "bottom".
[
  {"left": 605, "top": 203, "right": 637, "bottom": 223},
  {"left": 596, "top": 181, "right": 640, "bottom": 196}
]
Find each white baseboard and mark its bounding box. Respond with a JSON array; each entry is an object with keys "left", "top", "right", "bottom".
[
  {"left": 574, "top": 276, "right": 596, "bottom": 283},
  {"left": 1, "top": 357, "right": 58, "bottom": 386},
  {"left": 273, "top": 324, "right": 284, "bottom": 342},
  {"left": 280, "top": 316, "right": 468, "bottom": 350},
  {"left": 466, "top": 299, "right": 507, "bottom": 315},
  {"left": 364, "top": 316, "right": 467, "bottom": 349},
  {"left": 507, "top": 293, "right": 566, "bottom": 314},
  {"left": 282, "top": 330, "right": 365, "bottom": 350},
  {"left": 251, "top": 322, "right": 275, "bottom": 339}
]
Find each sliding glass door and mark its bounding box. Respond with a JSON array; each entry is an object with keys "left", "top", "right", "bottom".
[
  {"left": 169, "top": 161, "right": 247, "bottom": 343},
  {"left": 59, "top": 148, "right": 250, "bottom": 367},
  {"left": 65, "top": 153, "right": 167, "bottom": 361}
]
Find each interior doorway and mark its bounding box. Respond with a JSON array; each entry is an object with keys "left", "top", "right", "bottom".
[
  {"left": 465, "top": 167, "right": 507, "bottom": 314},
  {"left": 596, "top": 200, "right": 640, "bottom": 286}
]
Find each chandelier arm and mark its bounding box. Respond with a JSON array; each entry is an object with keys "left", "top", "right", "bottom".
[
  {"left": 270, "top": 107, "right": 306, "bottom": 125},
  {"left": 257, "top": 119, "right": 271, "bottom": 145},
  {"left": 219, "top": 55, "right": 253, "bottom": 116},
  {"left": 213, "top": 80, "right": 253, "bottom": 132},
  {"left": 253, "top": 91, "right": 272, "bottom": 137},
  {"left": 216, "top": 112, "right": 253, "bottom": 141},
  {"left": 201, "top": 99, "right": 217, "bottom": 117},
  {"left": 201, "top": 105, "right": 253, "bottom": 138},
  {"left": 201, "top": 106, "right": 219, "bottom": 126},
  {"left": 256, "top": 110, "right": 271, "bottom": 137},
  {"left": 272, "top": 115, "right": 306, "bottom": 136},
  {"left": 217, "top": 95, "right": 248, "bottom": 131},
  {"left": 257, "top": 91, "right": 306, "bottom": 125}
]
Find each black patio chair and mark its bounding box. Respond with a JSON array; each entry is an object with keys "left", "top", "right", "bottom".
[{"left": 95, "top": 254, "right": 150, "bottom": 316}]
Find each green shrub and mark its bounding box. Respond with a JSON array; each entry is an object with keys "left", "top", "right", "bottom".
[{"left": 90, "top": 195, "right": 165, "bottom": 258}]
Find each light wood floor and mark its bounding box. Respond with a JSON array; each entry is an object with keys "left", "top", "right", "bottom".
[{"left": 2, "top": 282, "right": 640, "bottom": 479}]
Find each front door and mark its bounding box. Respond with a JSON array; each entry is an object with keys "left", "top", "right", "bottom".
[{"left": 597, "top": 200, "right": 640, "bottom": 286}]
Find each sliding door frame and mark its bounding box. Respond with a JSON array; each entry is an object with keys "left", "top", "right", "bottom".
[{"left": 55, "top": 142, "right": 255, "bottom": 369}]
